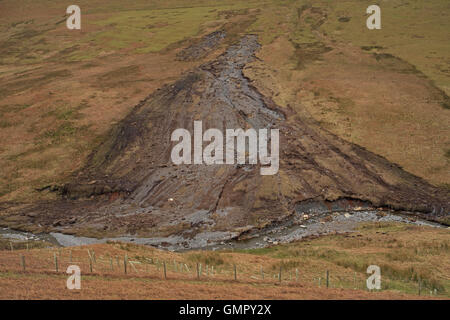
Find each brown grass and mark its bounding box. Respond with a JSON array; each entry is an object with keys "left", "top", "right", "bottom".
[
  {"left": 245, "top": 35, "right": 450, "bottom": 187},
  {"left": 0, "top": 222, "right": 448, "bottom": 299},
  {"left": 0, "top": 1, "right": 238, "bottom": 202}
]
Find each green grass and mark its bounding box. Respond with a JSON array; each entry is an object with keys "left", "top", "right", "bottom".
[
  {"left": 0, "top": 104, "right": 31, "bottom": 117},
  {"left": 187, "top": 251, "right": 226, "bottom": 266},
  {"left": 317, "top": 0, "right": 450, "bottom": 95},
  {"left": 0, "top": 70, "right": 72, "bottom": 99},
  {"left": 42, "top": 101, "right": 88, "bottom": 121},
  {"left": 94, "top": 8, "right": 214, "bottom": 54},
  {"left": 0, "top": 120, "right": 15, "bottom": 128},
  {"left": 66, "top": 1, "right": 265, "bottom": 60},
  {"left": 243, "top": 0, "right": 449, "bottom": 97},
  {"left": 0, "top": 239, "right": 51, "bottom": 251},
  {"left": 237, "top": 223, "right": 450, "bottom": 295},
  {"left": 0, "top": 0, "right": 264, "bottom": 65}
]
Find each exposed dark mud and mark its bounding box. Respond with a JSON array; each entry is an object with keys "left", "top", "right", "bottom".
[
  {"left": 0, "top": 35, "right": 448, "bottom": 248},
  {"left": 176, "top": 30, "right": 226, "bottom": 61},
  {"left": 1, "top": 210, "right": 445, "bottom": 251}
]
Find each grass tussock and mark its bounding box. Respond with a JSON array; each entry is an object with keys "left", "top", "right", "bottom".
[{"left": 0, "top": 221, "right": 448, "bottom": 299}]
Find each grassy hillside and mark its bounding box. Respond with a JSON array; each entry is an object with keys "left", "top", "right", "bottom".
[
  {"left": 246, "top": 0, "right": 450, "bottom": 186},
  {"left": 0, "top": 0, "right": 448, "bottom": 203}
]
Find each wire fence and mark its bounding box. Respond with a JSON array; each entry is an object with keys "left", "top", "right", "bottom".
[{"left": 0, "top": 244, "right": 444, "bottom": 298}]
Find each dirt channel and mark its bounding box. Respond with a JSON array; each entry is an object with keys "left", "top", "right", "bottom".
[{"left": 1, "top": 33, "right": 449, "bottom": 248}]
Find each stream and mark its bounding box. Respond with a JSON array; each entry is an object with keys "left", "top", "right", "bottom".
[{"left": 1, "top": 210, "right": 445, "bottom": 252}]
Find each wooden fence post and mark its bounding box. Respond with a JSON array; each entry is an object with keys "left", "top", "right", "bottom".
[
  {"left": 196, "top": 263, "right": 200, "bottom": 279},
  {"left": 296, "top": 268, "right": 299, "bottom": 282},
  {"left": 9, "top": 242, "right": 13, "bottom": 252},
  {"left": 163, "top": 261, "right": 167, "bottom": 279},
  {"left": 20, "top": 255, "right": 25, "bottom": 271},
  {"left": 326, "top": 270, "right": 329, "bottom": 288},
  {"left": 54, "top": 253, "right": 58, "bottom": 272},
  {"left": 279, "top": 266, "right": 282, "bottom": 283},
  {"left": 88, "top": 250, "right": 93, "bottom": 272},
  {"left": 124, "top": 254, "right": 128, "bottom": 274},
  {"left": 234, "top": 264, "right": 237, "bottom": 281},
  {"left": 418, "top": 279, "right": 422, "bottom": 296}
]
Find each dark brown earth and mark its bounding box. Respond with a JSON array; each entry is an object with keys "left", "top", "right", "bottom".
[
  {"left": 1, "top": 34, "right": 449, "bottom": 240},
  {"left": 176, "top": 30, "right": 226, "bottom": 61}
]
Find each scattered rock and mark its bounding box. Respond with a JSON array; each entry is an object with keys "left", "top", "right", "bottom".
[
  {"left": 52, "top": 220, "right": 62, "bottom": 227},
  {"left": 376, "top": 211, "right": 387, "bottom": 217},
  {"left": 67, "top": 218, "right": 77, "bottom": 224}
]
